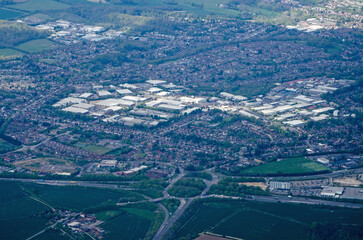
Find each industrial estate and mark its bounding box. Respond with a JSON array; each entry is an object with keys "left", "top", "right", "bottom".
[{"left": 0, "top": 0, "right": 362, "bottom": 240}]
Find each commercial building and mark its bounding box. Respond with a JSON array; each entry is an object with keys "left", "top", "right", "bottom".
[
  {"left": 321, "top": 186, "right": 344, "bottom": 198},
  {"left": 269, "top": 181, "right": 291, "bottom": 190}
]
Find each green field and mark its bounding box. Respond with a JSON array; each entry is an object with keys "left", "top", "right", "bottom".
[
  {"left": 0, "top": 181, "right": 50, "bottom": 240},
  {"left": 9, "top": 0, "right": 70, "bottom": 11},
  {"left": 94, "top": 210, "right": 124, "bottom": 221},
  {"left": 22, "top": 183, "right": 143, "bottom": 211},
  {"left": 175, "top": 200, "right": 363, "bottom": 240},
  {"left": 143, "top": 0, "right": 240, "bottom": 16},
  {"left": 74, "top": 142, "right": 112, "bottom": 155},
  {"left": 15, "top": 39, "right": 57, "bottom": 53},
  {"left": 0, "top": 48, "right": 24, "bottom": 60},
  {"left": 0, "top": 7, "right": 25, "bottom": 19},
  {"left": 33, "top": 229, "right": 69, "bottom": 240},
  {"left": 241, "top": 157, "right": 330, "bottom": 176},
  {"left": 0, "top": 48, "right": 23, "bottom": 58},
  {"left": 101, "top": 212, "right": 152, "bottom": 240}
]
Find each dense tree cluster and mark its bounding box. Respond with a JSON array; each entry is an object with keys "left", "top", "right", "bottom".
[{"left": 0, "top": 22, "right": 49, "bottom": 48}]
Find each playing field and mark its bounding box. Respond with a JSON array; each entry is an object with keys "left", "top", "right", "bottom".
[
  {"left": 9, "top": 0, "right": 69, "bottom": 11},
  {"left": 15, "top": 39, "right": 57, "bottom": 53},
  {"left": 241, "top": 157, "right": 330, "bottom": 176},
  {"left": 175, "top": 200, "right": 363, "bottom": 240},
  {"left": 74, "top": 142, "right": 112, "bottom": 155}
]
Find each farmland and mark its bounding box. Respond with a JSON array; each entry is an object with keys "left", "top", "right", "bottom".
[
  {"left": 0, "top": 7, "right": 25, "bottom": 20},
  {"left": 32, "top": 229, "right": 69, "bottom": 240},
  {"left": 0, "top": 181, "right": 50, "bottom": 240},
  {"left": 241, "top": 157, "right": 330, "bottom": 176},
  {"left": 101, "top": 211, "right": 152, "bottom": 240},
  {"left": 15, "top": 39, "right": 57, "bottom": 53},
  {"left": 21, "top": 183, "right": 144, "bottom": 211},
  {"left": 174, "top": 200, "right": 363, "bottom": 240},
  {"left": 0, "top": 48, "right": 23, "bottom": 58},
  {"left": 9, "top": 0, "right": 70, "bottom": 11}
]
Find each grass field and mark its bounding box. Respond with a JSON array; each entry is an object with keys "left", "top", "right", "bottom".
[
  {"left": 74, "top": 142, "right": 112, "bottom": 155},
  {"left": 15, "top": 39, "right": 57, "bottom": 53},
  {"left": 0, "top": 181, "right": 50, "bottom": 240},
  {"left": 175, "top": 200, "right": 363, "bottom": 240},
  {"left": 0, "top": 7, "right": 25, "bottom": 19},
  {"left": 0, "top": 48, "right": 23, "bottom": 58},
  {"left": 241, "top": 157, "right": 330, "bottom": 176},
  {"left": 9, "top": 0, "right": 70, "bottom": 11},
  {"left": 101, "top": 212, "right": 152, "bottom": 240},
  {"left": 21, "top": 183, "right": 143, "bottom": 211}
]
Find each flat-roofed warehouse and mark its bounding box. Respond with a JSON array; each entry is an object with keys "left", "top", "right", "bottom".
[
  {"left": 116, "top": 89, "right": 133, "bottom": 95},
  {"left": 62, "top": 106, "right": 89, "bottom": 114},
  {"left": 122, "top": 96, "right": 148, "bottom": 102},
  {"left": 220, "top": 92, "right": 247, "bottom": 101},
  {"left": 53, "top": 97, "right": 85, "bottom": 107},
  {"left": 95, "top": 98, "right": 134, "bottom": 107},
  {"left": 146, "top": 79, "right": 167, "bottom": 85},
  {"left": 283, "top": 120, "right": 304, "bottom": 126},
  {"left": 269, "top": 181, "right": 291, "bottom": 190},
  {"left": 72, "top": 103, "right": 95, "bottom": 109},
  {"left": 97, "top": 90, "right": 111, "bottom": 97},
  {"left": 158, "top": 104, "right": 185, "bottom": 111},
  {"left": 321, "top": 186, "right": 344, "bottom": 198}
]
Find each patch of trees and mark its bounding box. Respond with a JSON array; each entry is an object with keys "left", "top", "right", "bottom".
[
  {"left": 184, "top": 171, "right": 212, "bottom": 180},
  {"left": 308, "top": 223, "right": 363, "bottom": 240},
  {"left": 132, "top": 179, "right": 168, "bottom": 198},
  {"left": 208, "top": 179, "right": 268, "bottom": 196},
  {"left": 0, "top": 21, "right": 49, "bottom": 48},
  {"left": 0, "top": 133, "right": 21, "bottom": 146},
  {"left": 168, "top": 178, "right": 206, "bottom": 198}
]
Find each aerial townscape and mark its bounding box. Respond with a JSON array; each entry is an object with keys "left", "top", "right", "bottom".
[{"left": 0, "top": 0, "right": 362, "bottom": 240}]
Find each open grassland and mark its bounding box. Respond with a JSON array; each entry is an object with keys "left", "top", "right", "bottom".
[
  {"left": 0, "top": 181, "right": 50, "bottom": 240},
  {"left": 21, "top": 183, "right": 144, "bottom": 211},
  {"left": 175, "top": 200, "right": 363, "bottom": 240},
  {"left": 0, "top": 7, "right": 25, "bottom": 19},
  {"left": 9, "top": 0, "right": 70, "bottom": 11},
  {"left": 15, "top": 39, "right": 57, "bottom": 53},
  {"left": 241, "top": 157, "right": 330, "bottom": 176}
]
